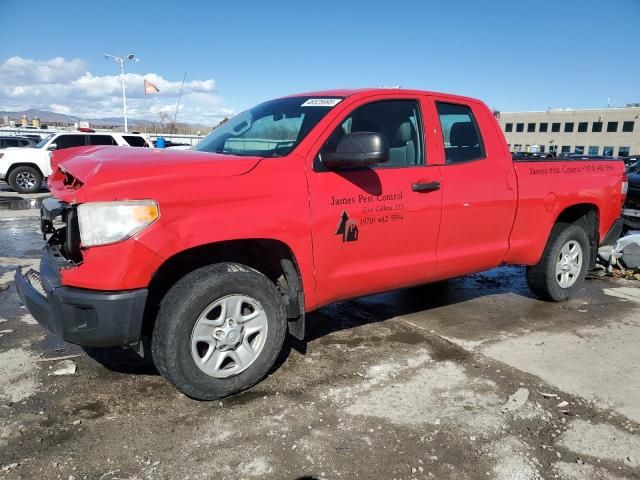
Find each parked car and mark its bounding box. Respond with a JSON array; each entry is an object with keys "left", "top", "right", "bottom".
[
  {"left": 624, "top": 157, "right": 639, "bottom": 171},
  {"left": 0, "top": 131, "right": 151, "bottom": 193},
  {"left": 17, "top": 134, "right": 45, "bottom": 143},
  {"left": 152, "top": 139, "right": 192, "bottom": 149},
  {"left": 511, "top": 151, "right": 548, "bottom": 159},
  {"left": 0, "top": 135, "right": 38, "bottom": 149},
  {"left": 622, "top": 160, "right": 640, "bottom": 230},
  {"left": 15, "top": 88, "right": 626, "bottom": 400}
]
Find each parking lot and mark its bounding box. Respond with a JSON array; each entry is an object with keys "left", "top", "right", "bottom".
[{"left": 1, "top": 185, "right": 639, "bottom": 480}]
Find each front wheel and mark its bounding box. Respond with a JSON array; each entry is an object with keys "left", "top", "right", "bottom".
[
  {"left": 8, "top": 166, "right": 42, "bottom": 194},
  {"left": 151, "top": 263, "right": 287, "bottom": 400},
  {"left": 526, "top": 223, "right": 590, "bottom": 301}
]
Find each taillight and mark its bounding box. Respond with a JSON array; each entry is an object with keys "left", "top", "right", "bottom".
[{"left": 621, "top": 171, "right": 628, "bottom": 206}]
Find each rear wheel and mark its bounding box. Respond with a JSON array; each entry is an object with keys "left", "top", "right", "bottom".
[
  {"left": 8, "top": 166, "right": 42, "bottom": 194},
  {"left": 151, "top": 263, "right": 287, "bottom": 400},
  {"left": 526, "top": 223, "right": 590, "bottom": 301}
]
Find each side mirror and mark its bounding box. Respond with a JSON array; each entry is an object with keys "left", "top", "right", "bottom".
[
  {"left": 322, "top": 132, "right": 389, "bottom": 170},
  {"left": 47, "top": 143, "right": 58, "bottom": 151}
]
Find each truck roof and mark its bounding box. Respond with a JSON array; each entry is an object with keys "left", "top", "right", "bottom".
[{"left": 282, "top": 88, "right": 484, "bottom": 105}]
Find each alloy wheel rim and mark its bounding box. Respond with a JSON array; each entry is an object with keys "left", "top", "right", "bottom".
[
  {"left": 190, "top": 294, "right": 268, "bottom": 378},
  {"left": 16, "top": 172, "right": 36, "bottom": 189},
  {"left": 555, "top": 240, "right": 583, "bottom": 288}
]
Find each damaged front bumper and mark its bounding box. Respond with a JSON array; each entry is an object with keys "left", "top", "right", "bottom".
[{"left": 14, "top": 198, "right": 148, "bottom": 347}]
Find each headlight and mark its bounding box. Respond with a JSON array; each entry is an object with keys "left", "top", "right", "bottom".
[{"left": 77, "top": 200, "right": 159, "bottom": 247}]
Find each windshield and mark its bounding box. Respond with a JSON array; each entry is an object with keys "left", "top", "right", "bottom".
[
  {"left": 194, "top": 96, "right": 343, "bottom": 157},
  {"left": 35, "top": 133, "right": 55, "bottom": 149}
]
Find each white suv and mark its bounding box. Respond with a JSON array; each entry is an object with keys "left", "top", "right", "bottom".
[{"left": 0, "top": 131, "right": 151, "bottom": 193}]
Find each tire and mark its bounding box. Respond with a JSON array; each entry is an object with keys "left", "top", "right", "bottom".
[
  {"left": 8, "top": 166, "right": 42, "bottom": 194},
  {"left": 526, "top": 222, "right": 590, "bottom": 301},
  {"left": 151, "top": 263, "right": 287, "bottom": 400}
]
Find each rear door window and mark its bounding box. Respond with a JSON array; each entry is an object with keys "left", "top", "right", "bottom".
[
  {"left": 123, "top": 135, "right": 149, "bottom": 147},
  {"left": 436, "top": 102, "right": 485, "bottom": 164},
  {"left": 55, "top": 135, "right": 87, "bottom": 149},
  {"left": 88, "top": 135, "right": 118, "bottom": 146}
]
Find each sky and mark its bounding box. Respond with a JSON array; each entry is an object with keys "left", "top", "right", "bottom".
[{"left": 0, "top": 0, "right": 638, "bottom": 125}]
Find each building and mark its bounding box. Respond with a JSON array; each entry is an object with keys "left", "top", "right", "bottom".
[{"left": 498, "top": 105, "right": 640, "bottom": 157}]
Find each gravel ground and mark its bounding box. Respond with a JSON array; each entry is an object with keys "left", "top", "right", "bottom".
[{"left": 0, "top": 184, "right": 639, "bottom": 480}]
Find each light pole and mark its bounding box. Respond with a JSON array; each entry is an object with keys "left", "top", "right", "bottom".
[{"left": 104, "top": 53, "right": 139, "bottom": 132}]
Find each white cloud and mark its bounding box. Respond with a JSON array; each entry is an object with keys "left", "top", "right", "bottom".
[
  {"left": 49, "top": 104, "right": 71, "bottom": 115},
  {"left": 0, "top": 56, "right": 232, "bottom": 125}
]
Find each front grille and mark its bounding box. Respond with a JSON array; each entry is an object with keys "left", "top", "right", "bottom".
[
  {"left": 41, "top": 202, "right": 83, "bottom": 264},
  {"left": 25, "top": 268, "right": 46, "bottom": 296}
]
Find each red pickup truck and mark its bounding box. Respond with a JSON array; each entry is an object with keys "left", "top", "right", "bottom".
[{"left": 16, "top": 89, "right": 627, "bottom": 400}]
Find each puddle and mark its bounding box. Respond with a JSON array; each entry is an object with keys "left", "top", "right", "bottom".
[
  {"left": 0, "top": 196, "right": 45, "bottom": 210},
  {"left": 70, "top": 401, "right": 108, "bottom": 420},
  {"left": 0, "top": 216, "right": 46, "bottom": 258},
  {"left": 385, "top": 330, "right": 428, "bottom": 345},
  {"left": 224, "top": 389, "right": 266, "bottom": 407}
]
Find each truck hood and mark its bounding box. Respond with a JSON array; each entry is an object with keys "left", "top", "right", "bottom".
[{"left": 49, "top": 146, "right": 263, "bottom": 202}]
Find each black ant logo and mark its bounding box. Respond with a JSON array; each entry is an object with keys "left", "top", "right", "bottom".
[{"left": 335, "top": 211, "right": 359, "bottom": 242}]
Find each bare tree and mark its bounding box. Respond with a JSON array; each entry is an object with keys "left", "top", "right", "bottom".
[{"left": 158, "top": 111, "right": 175, "bottom": 133}]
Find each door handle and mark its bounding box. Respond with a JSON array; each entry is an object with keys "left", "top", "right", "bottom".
[{"left": 412, "top": 181, "right": 441, "bottom": 192}]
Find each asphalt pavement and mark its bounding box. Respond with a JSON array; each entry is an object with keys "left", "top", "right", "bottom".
[{"left": 0, "top": 183, "right": 639, "bottom": 480}]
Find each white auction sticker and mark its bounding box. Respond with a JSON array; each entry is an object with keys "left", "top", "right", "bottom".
[{"left": 301, "top": 98, "right": 342, "bottom": 107}]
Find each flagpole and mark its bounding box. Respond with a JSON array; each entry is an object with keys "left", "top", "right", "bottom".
[
  {"left": 172, "top": 72, "right": 186, "bottom": 134},
  {"left": 143, "top": 79, "right": 159, "bottom": 139},
  {"left": 144, "top": 84, "right": 147, "bottom": 137}
]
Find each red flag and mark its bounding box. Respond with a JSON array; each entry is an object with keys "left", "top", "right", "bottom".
[{"left": 144, "top": 79, "right": 159, "bottom": 95}]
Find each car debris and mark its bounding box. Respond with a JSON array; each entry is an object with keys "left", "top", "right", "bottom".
[
  {"left": 557, "top": 400, "right": 569, "bottom": 408},
  {"left": 598, "top": 233, "right": 640, "bottom": 271},
  {"left": 48, "top": 359, "right": 77, "bottom": 376},
  {"left": 615, "top": 234, "right": 640, "bottom": 269},
  {"left": 36, "top": 354, "right": 82, "bottom": 363},
  {"left": 500, "top": 388, "right": 529, "bottom": 413},
  {"left": 538, "top": 391, "right": 558, "bottom": 398},
  {"left": 1, "top": 463, "right": 19, "bottom": 472}
]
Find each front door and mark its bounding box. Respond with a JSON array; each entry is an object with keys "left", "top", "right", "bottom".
[{"left": 306, "top": 96, "right": 443, "bottom": 306}]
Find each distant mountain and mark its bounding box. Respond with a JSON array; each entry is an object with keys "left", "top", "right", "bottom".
[
  {"left": 0, "top": 109, "right": 80, "bottom": 124},
  {"left": 0, "top": 109, "right": 213, "bottom": 133}
]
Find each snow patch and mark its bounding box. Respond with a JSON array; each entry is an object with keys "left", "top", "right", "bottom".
[
  {"left": 0, "top": 348, "right": 39, "bottom": 402},
  {"left": 559, "top": 420, "right": 640, "bottom": 467}
]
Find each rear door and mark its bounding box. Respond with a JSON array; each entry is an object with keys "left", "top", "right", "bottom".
[
  {"left": 4, "top": 138, "right": 20, "bottom": 148},
  {"left": 122, "top": 135, "right": 150, "bottom": 147},
  {"left": 306, "top": 95, "right": 443, "bottom": 305},
  {"left": 427, "top": 96, "right": 517, "bottom": 279},
  {"left": 54, "top": 134, "right": 87, "bottom": 150},
  {"left": 88, "top": 135, "right": 118, "bottom": 146}
]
